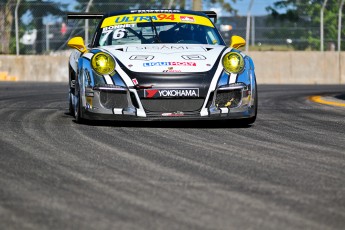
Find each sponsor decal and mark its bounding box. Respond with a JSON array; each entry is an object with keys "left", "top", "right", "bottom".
[
  {"left": 101, "top": 28, "right": 127, "bottom": 40},
  {"left": 145, "top": 89, "right": 159, "bottom": 98},
  {"left": 129, "top": 55, "right": 154, "bottom": 61},
  {"left": 102, "top": 24, "right": 135, "bottom": 32},
  {"left": 143, "top": 62, "right": 196, "bottom": 67},
  {"left": 113, "top": 14, "right": 176, "bottom": 24},
  {"left": 163, "top": 69, "right": 182, "bottom": 72},
  {"left": 126, "top": 46, "right": 206, "bottom": 51},
  {"left": 131, "top": 10, "right": 181, "bottom": 13},
  {"left": 180, "top": 16, "right": 195, "bottom": 22},
  {"left": 163, "top": 67, "right": 181, "bottom": 72},
  {"left": 132, "top": 78, "right": 139, "bottom": 85},
  {"left": 144, "top": 88, "right": 199, "bottom": 98},
  {"left": 101, "top": 14, "right": 215, "bottom": 28},
  {"left": 162, "top": 112, "right": 185, "bottom": 117},
  {"left": 182, "top": 55, "right": 206, "bottom": 60}
]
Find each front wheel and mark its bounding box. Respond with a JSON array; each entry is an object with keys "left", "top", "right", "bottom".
[
  {"left": 74, "top": 95, "right": 85, "bottom": 124},
  {"left": 68, "top": 93, "right": 74, "bottom": 116}
]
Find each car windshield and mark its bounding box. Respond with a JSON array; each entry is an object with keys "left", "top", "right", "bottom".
[{"left": 95, "top": 13, "right": 224, "bottom": 46}]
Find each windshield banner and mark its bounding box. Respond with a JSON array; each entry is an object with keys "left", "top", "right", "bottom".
[{"left": 101, "top": 13, "right": 214, "bottom": 28}]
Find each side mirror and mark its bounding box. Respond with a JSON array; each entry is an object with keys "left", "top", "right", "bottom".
[
  {"left": 68, "top": 36, "right": 87, "bottom": 53},
  {"left": 230, "top": 35, "right": 246, "bottom": 49}
]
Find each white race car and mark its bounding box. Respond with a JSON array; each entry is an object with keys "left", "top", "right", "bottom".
[{"left": 67, "top": 9, "right": 257, "bottom": 124}]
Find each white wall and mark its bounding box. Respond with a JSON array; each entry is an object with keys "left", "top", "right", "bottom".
[{"left": 1, "top": 52, "right": 345, "bottom": 84}]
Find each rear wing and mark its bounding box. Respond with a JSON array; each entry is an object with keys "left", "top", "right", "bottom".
[
  {"left": 67, "top": 12, "right": 103, "bottom": 21},
  {"left": 202, "top": 11, "right": 217, "bottom": 23},
  {"left": 67, "top": 11, "right": 217, "bottom": 23}
]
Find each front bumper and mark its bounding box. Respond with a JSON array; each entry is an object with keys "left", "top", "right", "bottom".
[{"left": 79, "top": 83, "right": 256, "bottom": 121}]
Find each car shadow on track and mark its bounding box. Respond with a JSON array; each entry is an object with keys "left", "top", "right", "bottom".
[
  {"left": 80, "top": 120, "right": 252, "bottom": 129},
  {"left": 65, "top": 113, "right": 253, "bottom": 129},
  {"left": 79, "top": 120, "right": 252, "bottom": 129},
  {"left": 335, "top": 94, "right": 345, "bottom": 100}
]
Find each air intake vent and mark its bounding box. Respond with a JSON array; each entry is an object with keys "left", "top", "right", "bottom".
[
  {"left": 100, "top": 91, "right": 128, "bottom": 109},
  {"left": 141, "top": 99, "right": 204, "bottom": 112},
  {"left": 215, "top": 89, "right": 242, "bottom": 108}
]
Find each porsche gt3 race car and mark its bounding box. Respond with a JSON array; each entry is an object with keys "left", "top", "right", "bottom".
[{"left": 67, "top": 9, "right": 257, "bottom": 124}]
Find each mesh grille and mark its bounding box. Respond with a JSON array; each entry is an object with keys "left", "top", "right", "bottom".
[
  {"left": 215, "top": 89, "right": 242, "bottom": 108},
  {"left": 141, "top": 99, "right": 204, "bottom": 112},
  {"left": 100, "top": 91, "right": 128, "bottom": 109}
]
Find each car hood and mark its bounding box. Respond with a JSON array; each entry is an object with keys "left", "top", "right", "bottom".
[{"left": 102, "top": 44, "right": 227, "bottom": 73}]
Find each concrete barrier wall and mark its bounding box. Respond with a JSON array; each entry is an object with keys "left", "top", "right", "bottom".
[
  {"left": 0, "top": 55, "right": 68, "bottom": 82},
  {"left": 1, "top": 52, "right": 345, "bottom": 84},
  {"left": 248, "top": 52, "right": 345, "bottom": 84}
]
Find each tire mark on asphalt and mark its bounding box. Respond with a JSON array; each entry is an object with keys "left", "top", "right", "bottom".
[{"left": 1, "top": 83, "right": 345, "bottom": 230}]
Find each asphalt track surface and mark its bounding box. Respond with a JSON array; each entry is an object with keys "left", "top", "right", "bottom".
[{"left": 0, "top": 82, "right": 344, "bottom": 230}]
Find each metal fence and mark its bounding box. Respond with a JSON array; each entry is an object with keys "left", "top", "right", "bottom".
[{"left": 0, "top": 0, "right": 344, "bottom": 55}]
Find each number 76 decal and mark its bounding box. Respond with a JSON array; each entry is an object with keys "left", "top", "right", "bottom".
[
  {"left": 100, "top": 29, "right": 127, "bottom": 44},
  {"left": 113, "top": 29, "right": 126, "bottom": 39}
]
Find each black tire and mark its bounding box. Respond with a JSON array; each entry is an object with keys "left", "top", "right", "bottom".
[
  {"left": 68, "top": 65, "right": 76, "bottom": 116},
  {"left": 69, "top": 94, "right": 74, "bottom": 116},
  {"left": 74, "top": 94, "right": 85, "bottom": 124}
]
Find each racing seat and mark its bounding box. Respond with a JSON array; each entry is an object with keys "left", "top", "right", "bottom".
[
  {"left": 194, "top": 30, "right": 207, "bottom": 44},
  {"left": 159, "top": 31, "right": 175, "bottom": 43}
]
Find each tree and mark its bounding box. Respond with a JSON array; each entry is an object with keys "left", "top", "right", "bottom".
[
  {"left": 72, "top": 0, "right": 240, "bottom": 45},
  {"left": 266, "top": 0, "right": 344, "bottom": 50},
  {"left": 74, "top": 0, "right": 239, "bottom": 15},
  {"left": 20, "top": 0, "right": 66, "bottom": 54},
  {"left": 74, "top": 0, "right": 167, "bottom": 12},
  {"left": 0, "top": 0, "right": 15, "bottom": 54},
  {"left": 210, "top": 0, "right": 238, "bottom": 14},
  {"left": 0, "top": 0, "right": 67, "bottom": 54}
]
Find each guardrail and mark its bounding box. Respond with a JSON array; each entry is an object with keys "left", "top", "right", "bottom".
[{"left": 0, "top": 52, "right": 345, "bottom": 84}]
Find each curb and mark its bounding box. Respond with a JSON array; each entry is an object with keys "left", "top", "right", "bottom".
[{"left": 309, "top": 95, "right": 345, "bottom": 107}]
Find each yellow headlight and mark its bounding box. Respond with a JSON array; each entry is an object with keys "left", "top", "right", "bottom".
[
  {"left": 222, "top": 52, "right": 244, "bottom": 74},
  {"left": 91, "top": 52, "right": 115, "bottom": 75}
]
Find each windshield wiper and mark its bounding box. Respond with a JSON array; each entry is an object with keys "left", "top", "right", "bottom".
[{"left": 149, "top": 16, "right": 161, "bottom": 43}]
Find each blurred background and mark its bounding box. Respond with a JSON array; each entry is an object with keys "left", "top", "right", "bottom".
[{"left": 1, "top": 0, "right": 345, "bottom": 55}]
